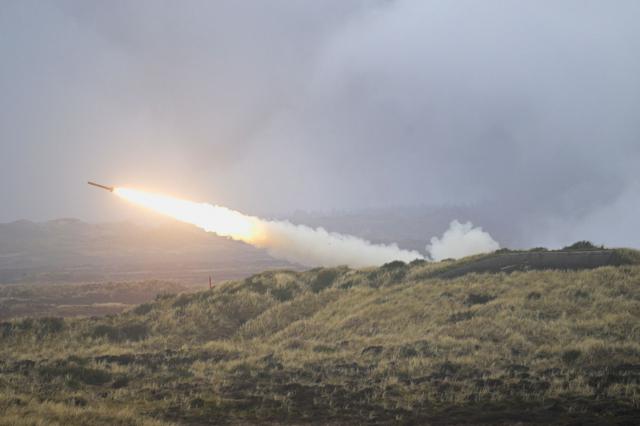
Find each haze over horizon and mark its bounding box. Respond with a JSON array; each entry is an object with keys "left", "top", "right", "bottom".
[{"left": 1, "top": 1, "right": 639, "bottom": 250}]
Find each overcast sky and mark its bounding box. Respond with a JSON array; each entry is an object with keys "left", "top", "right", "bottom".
[{"left": 1, "top": 1, "right": 639, "bottom": 248}]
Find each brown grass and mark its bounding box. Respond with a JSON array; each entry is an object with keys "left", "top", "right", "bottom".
[{"left": 1, "top": 251, "right": 640, "bottom": 424}]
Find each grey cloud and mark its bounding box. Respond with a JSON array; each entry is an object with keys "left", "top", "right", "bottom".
[{"left": 0, "top": 1, "right": 639, "bottom": 248}]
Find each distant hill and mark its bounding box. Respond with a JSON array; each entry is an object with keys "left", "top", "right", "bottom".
[
  {"left": 2, "top": 251, "right": 640, "bottom": 424},
  {"left": 0, "top": 280, "right": 196, "bottom": 320},
  {"left": 0, "top": 219, "right": 296, "bottom": 285}
]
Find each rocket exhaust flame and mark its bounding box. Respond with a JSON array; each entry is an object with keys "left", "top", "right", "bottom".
[
  {"left": 108, "top": 186, "right": 423, "bottom": 267},
  {"left": 113, "top": 187, "right": 258, "bottom": 241}
]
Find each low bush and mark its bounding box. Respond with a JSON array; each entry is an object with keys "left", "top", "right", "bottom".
[
  {"left": 35, "top": 317, "right": 65, "bottom": 336},
  {"left": 563, "top": 241, "right": 603, "bottom": 250},
  {"left": 89, "top": 322, "right": 149, "bottom": 342},
  {"left": 381, "top": 260, "right": 406, "bottom": 270},
  {"left": 465, "top": 293, "right": 496, "bottom": 306},
  {"left": 38, "top": 364, "right": 112, "bottom": 386},
  {"left": 132, "top": 303, "right": 153, "bottom": 315},
  {"left": 309, "top": 269, "right": 340, "bottom": 293},
  {"left": 562, "top": 349, "right": 582, "bottom": 364}
]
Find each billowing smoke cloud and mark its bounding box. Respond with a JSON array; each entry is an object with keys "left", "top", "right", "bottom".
[
  {"left": 254, "top": 220, "right": 422, "bottom": 267},
  {"left": 427, "top": 220, "right": 500, "bottom": 261}
]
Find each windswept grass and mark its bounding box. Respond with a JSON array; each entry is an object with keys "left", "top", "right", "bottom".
[{"left": 1, "top": 249, "right": 640, "bottom": 424}]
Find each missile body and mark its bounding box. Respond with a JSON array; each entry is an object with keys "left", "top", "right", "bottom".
[{"left": 88, "top": 181, "right": 114, "bottom": 192}]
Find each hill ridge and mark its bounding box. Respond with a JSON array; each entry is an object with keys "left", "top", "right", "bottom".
[{"left": 1, "top": 250, "right": 640, "bottom": 424}]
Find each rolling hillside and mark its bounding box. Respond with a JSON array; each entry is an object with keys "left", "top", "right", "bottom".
[{"left": 1, "top": 250, "right": 640, "bottom": 424}]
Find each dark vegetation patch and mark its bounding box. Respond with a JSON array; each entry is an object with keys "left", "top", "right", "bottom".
[
  {"left": 89, "top": 322, "right": 149, "bottom": 342},
  {"left": 308, "top": 268, "right": 340, "bottom": 293},
  {"left": 132, "top": 302, "right": 153, "bottom": 315},
  {"left": 381, "top": 260, "right": 406, "bottom": 270},
  {"left": 0, "top": 317, "right": 65, "bottom": 339},
  {"left": 172, "top": 293, "right": 193, "bottom": 308},
  {"left": 409, "top": 258, "right": 427, "bottom": 266},
  {"left": 367, "top": 264, "right": 408, "bottom": 287},
  {"left": 527, "top": 291, "right": 542, "bottom": 300},
  {"left": 270, "top": 282, "right": 299, "bottom": 302},
  {"left": 427, "top": 247, "right": 640, "bottom": 279},
  {"left": 397, "top": 341, "right": 434, "bottom": 358},
  {"left": 563, "top": 240, "right": 604, "bottom": 251},
  {"left": 448, "top": 310, "right": 475, "bottom": 323},
  {"left": 465, "top": 293, "right": 496, "bottom": 306},
  {"left": 361, "top": 345, "right": 383, "bottom": 356},
  {"left": 562, "top": 349, "right": 582, "bottom": 364},
  {"left": 37, "top": 362, "right": 112, "bottom": 386}
]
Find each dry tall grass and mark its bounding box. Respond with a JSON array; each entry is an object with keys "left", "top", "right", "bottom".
[{"left": 2, "top": 251, "right": 640, "bottom": 424}]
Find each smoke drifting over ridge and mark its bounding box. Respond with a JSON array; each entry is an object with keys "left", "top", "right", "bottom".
[
  {"left": 256, "top": 220, "right": 422, "bottom": 267},
  {"left": 428, "top": 221, "right": 500, "bottom": 262},
  {"left": 1, "top": 1, "right": 639, "bottom": 249}
]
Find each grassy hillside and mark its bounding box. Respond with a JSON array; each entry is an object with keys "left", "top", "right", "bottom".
[{"left": 2, "top": 252, "right": 640, "bottom": 424}]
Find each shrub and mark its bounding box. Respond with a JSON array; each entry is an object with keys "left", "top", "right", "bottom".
[
  {"left": 119, "top": 323, "right": 149, "bottom": 341},
  {"left": 495, "top": 248, "right": 514, "bottom": 254},
  {"left": 398, "top": 345, "right": 418, "bottom": 358},
  {"left": 38, "top": 364, "right": 112, "bottom": 385},
  {"left": 172, "top": 294, "right": 192, "bottom": 308},
  {"left": 309, "top": 269, "right": 339, "bottom": 293},
  {"left": 35, "top": 317, "right": 65, "bottom": 336},
  {"left": 413, "top": 340, "right": 434, "bottom": 356},
  {"left": 611, "top": 248, "right": 640, "bottom": 265},
  {"left": 448, "top": 311, "right": 474, "bottom": 323},
  {"left": 132, "top": 303, "right": 153, "bottom": 315},
  {"left": 1, "top": 322, "right": 14, "bottom": 338},
  {"left": 111, "top": 376, "right": 129, "bottom": 389},
  {"left": 563, "top": 241, "right": 603, "bottom": 251},
  {"left": 75, "top": 367, "right": 112, "bottom": 385},
  {"left": 155, "top": 292, "right": 176, "bottom": 301},
  {"left": 382, "top": 260, "right": 406, "bottom": 270},
  {"left": 465, "top": 293, "right": 496, "bottom": 306},
  {"left": 527, "top": 291, "right": 542, "bottom": 300},
  {"left": 270, "top": 283, "right": 298, "bottom": 302},
  {"left": 339, "top": 280, "right": 355, "bottom": 289},
  {"left": 90, "top": 324, "right": 119, "bottom": 341},
  {"left": 562, "top": 349, "right": 582, "bottom": 364},
  {"left": 313, "top": 344, "right": 335, "bottom": 353},
  {"left": 190, "top": 398, "right": 205, "bottom": 409},
  {"left": 361, "top": 345, "right": 384, "bottom": 356},
  {"left": 244, "top": 277, "right": 269, "bottom": 294},
  {"left": 16, "top": 318, "right": 34, "bottom": 332},
  {"left": 574, "top": 290, "right": 590, "bottom": 299},
  {"left": 89, "top": 322, "right": 149, "bottom": 342}
]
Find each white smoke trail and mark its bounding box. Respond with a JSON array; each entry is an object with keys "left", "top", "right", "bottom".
[
  {"left": 114, "top": 187, "right": 423, "bottom": 267},
  {"left": 251, "top": 220, "right": 423, "bottom": 267},
  {"left": 114, "top": 188, "right": 502, "bottom": 267},
  {"left": 427, "top": 220, "right": 500, "bottom": 261}
]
